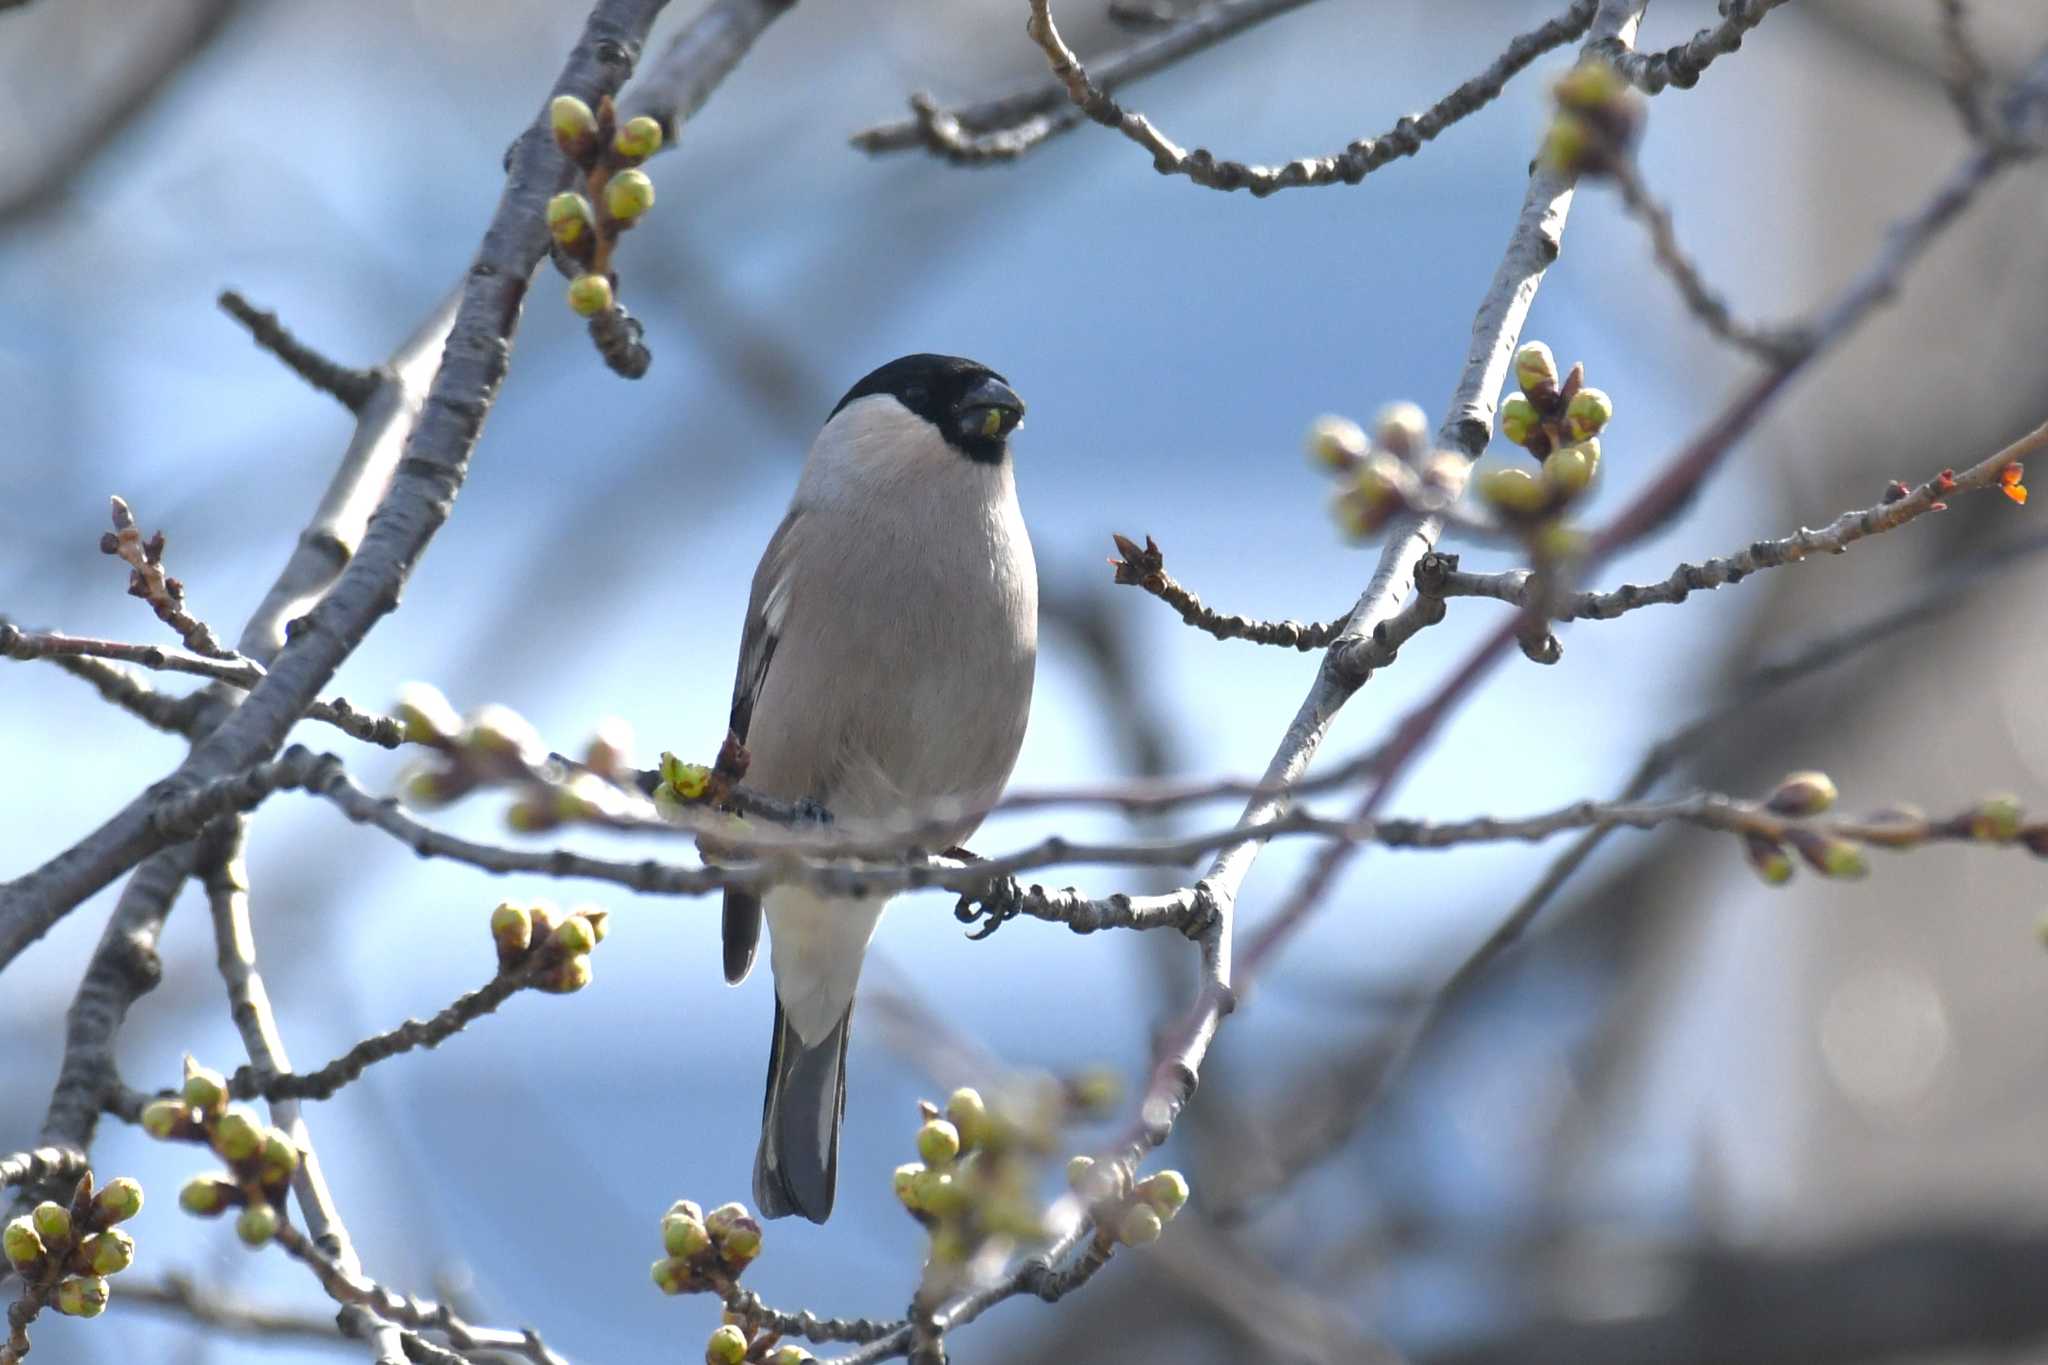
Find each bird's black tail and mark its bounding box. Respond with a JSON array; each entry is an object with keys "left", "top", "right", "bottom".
[{"left": 753, "top": 1000, "right": 849, "bottom": 1223}]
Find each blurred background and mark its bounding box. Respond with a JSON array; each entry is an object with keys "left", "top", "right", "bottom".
[{"left": 4, "top": 1, "right": 2048, "bottom": 1360}]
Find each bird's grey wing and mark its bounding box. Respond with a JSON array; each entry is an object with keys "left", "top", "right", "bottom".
[{"left": 722, "top": 508, "right": 802, "bottom": 985}]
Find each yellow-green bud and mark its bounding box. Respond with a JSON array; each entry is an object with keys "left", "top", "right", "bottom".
[
  {"left": 464, "top": 704, "right": 544, "bottom": 767},
  {"left": 1305, "top": 415, "right": 1367, "bottom": 471},
  {"left": 546, "top": 192, "right": 595, "bottom": 247},
  {"left": 568, "top": 274, "right": 613, "bottom": 317},
  {"left": 916, "top": 1119, "right": 961, "bottom": 1167},
  {"left": 667, "top": 1198, "right": 704, "bottom": 1222},
  {"left": 1767, "top": 771, "right": 1838, "bottom": 817},
  {"left": 538, "top": 953, "right": 593, "bottom": 994},
  {"left": 212, "top": 1108, "right": 262, "bottom": 1163},
  {"left": 615, "top": 115, "right": 664, "bottom": 161},
  {"left": 1564, "top": 386, "right": 1613, "bottom": 442},
  {"left": 529, "top": 902, "right": 558, "bottom": 938},
  {"left": 579, "top": 907, "right": 609, "bottom": 944},
  {"left": 705, "top": 1203, "right": 761, "bottom": 1268},
  {"left": 1555, "top": 59, "right": 1627, "bottom": 112},
  {"left": 1372, "top": 401, "right": 1429, "bottom": 461},
  {"left": 662, "top": 1211, "right": 710, "bottom": 1259},
  {"left": 651, "top": 1256, "right": 691, "bottom": 1295},
  {"left": 94, "top": 1177, "right": 144, "bottom": 1224},
  {"left": 1137, "top": 1170, "right": 1189, "bottom": 1218},
  {"left": 83, "top": 1228, "right": 135, "bottom": 1276},
  {"left": 1539, "top": 110, "right": 1594, "bottom": 174},
  {"left": 893, "top": 1163, "right": 923, "bottom": 1209},
  {"left": 1743, "top": 833, "right": 1793, "bottom": 887},
  {"left": 259, "top": 1130, "right": 300, "bottom": 1186},
  {"left": 1514, "top": 341, "right": 1560, "bottom": 397},
  {"left": 946, "top": 1087, "right": 990, "bottom": 1151},
  {"left": 552, "top": 912, "right": 598, "bottom": 956},
  {"left": 236, "top": 1201, "right": 279, "bottom": 1248},
  {"left": 141, "top": 1098, "right": 188, "bottom": 1140},
  {"left": 53, "top": 1275, "right": 110, "bottom": 1319},
  {"left": 395, "top": 681, "right": 463, "bottom": 746},
  {"left": 604, "top": 169, "right": 655, "bottom": 223},
  {"left": 491, "top": 902, "right": 533, "bottom": 959},
  {"left": 1791, "top": 832, "right": 1867, "bottom": 879},
  {"left": 769, "top": 1347, "right": 815, "bottom": 1365},
  {"left": 401, "top": 763, "right": 466, "bottom": 808},
  {"left": 1542, "top": 443, "right": 1597, "bottom": 497},
  {"left": 1070, "top": 1066, "right": 1121, "bottom": 1113},
  {"left": 550, "top": 94, "right": 600, "bottom": 159},
  {"left": 1499, "top": 392, "right": 1540, "bottom": 448},
  {"left": 179, "top": 1175, "right": 235, "bottom": 1217},
  {"left": 4, "top": 1217, "right": 45, "bottom": 1273},
  {"left": 909, "top": 1167, "right": 966, "bottom": 1217},
  {"left": 706, "top": 1323, "right": 749, "bottom": 1365},
  {"left": 659, "top": 752, "right": 711, "bottom": 800},
  {"left": 583, "top": 717, "right": 633, "bottom": 776},
  {"left": 183, "top": 1058, "right": 228, "bottom": 1114},
  {"left": 1479, "top": 466, "right": 1548, "bottom": 516},
  {"left": 1971, "top": 795, "right": 2024, "bottom": 842},
  {"left": 1117, "top": 1203, "right": 1164, "bottom": 1246},
  {"left": 31, "top": 1201, "right": 71, "bottom": 1247}
]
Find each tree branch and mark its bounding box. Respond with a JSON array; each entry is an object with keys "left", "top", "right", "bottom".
[
  {"left": 1586, "top": 0, "right": 1795, "bottom": 93},
  {"left": 217, "top": 291, "right": 381, "bottom": 414}
]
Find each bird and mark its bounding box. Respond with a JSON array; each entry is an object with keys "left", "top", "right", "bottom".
[{"left": 721, "top": 354, "right": 1038, "bottom": 1222}]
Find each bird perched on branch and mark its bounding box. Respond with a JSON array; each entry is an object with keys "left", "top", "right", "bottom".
[{"left": 722, "top": 354, "right": 1038, "bottom": 1222}]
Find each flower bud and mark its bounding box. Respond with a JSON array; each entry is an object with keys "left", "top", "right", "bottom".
[
  {"left": 604, "top": 169, "right": 655, "bottom": 223},
  {"left": 32, "top": 1201, "right": 72, "bottom": 1247},
  {"left": 546, "top": 192, "right": 596, "bottom": 248},
  {"left": 183, "top": 1057, "right": 228, "bottom": 1115},
  {"left": 1555, "top": 59, "right": 1627, "bottom": 112},
  {"left": 53, "top": 1275, "right": 110, "bottom": 1318},
  {"left": 583, "top": 717, "right": 633, "bottom": 777},
  {"left": 769, "top": 1347, "right": 816, "bottom": 1365},
  {"left": 1766, "top": 770, "right": 1838, "bottom": 817},
  {"left": 260, "top": 1131, "right": 300, "bottom": 1187},
  {"left": 1970, "top": 795, "right": 2023, "bottom": 842},
  {"left": 141, "top": 1098, "right": 189, "bottom": 1140},
  {"left": 236, "top": 1201, "right": 279, "bottom": 1248},
  {"left": 1305, "top": 415, "right": 1367, "bottom": 472},
  {"left": 660, "top": 752, "right": 712, "bottom": 800},
  {"left": 178, "top": 1175, "right": 237, "bottom": 1217},
  {"left": 212, "top": 1108, "right": 262, "bottom": 1163},
  {"left": 1788, "top": 829, "right": 1867, "bottom": 879},
  {"left": 1117, "top": 1203, "right": 1163, "bottom": 1246},
  {"left": 1542, "top": 443, "right": 1597, "bottom": 497},
  {"left": 568, "top": 274, "right": 614, "bottom": 317},
  {"left": 94, "top": 1177, "right": 144, "bottom": 1225},
  {"left": 550, "top": 94, "right": 600, "bottom": 161},
  {"left": 893, "top": 1162, "right": 924, "bottom": 1209},
  {"left": 663, "top": 1210, "right": 711, "bottom": 1258},
  {"left": 1372, "top": 402, "right": 1429, "bottom": 461},
  {"left": 491, "top": 902, "right": 534, "bottom": 960},
  {"left": 464, "top": 704, "right": 545, "bottom": 768},
  {"left": 83, "top": 1228, "right": 135, "bottom": 1276},
  {"left": 615, "top": 115, "right": 664, "bottom": 161},
  {"left": 1540, "top": 110, "right": 1594, "bottom": 174},
  {"left": 946, "top": 1087, "right": 990, "bottom": 1151},
  {"left": 1743, "top": 832, "right": 1793, "bottom": 886},
  {"left": 1514, "top": 341, "right": 1559, "bottom": 398},
  {"left": 579, "top": 907, "right": 610, "bottom": 944},
  {"left": 1479, "top": 466, "right": 1548, "bottom": 517},
  {"left": 910, "top": 1167, "right": 966, "bottom": 1217},
  {"left": 401, "top": 762, "right": 468, "bottom": 808},
  {"left": 916, "top": 1119, "right": 961, "bottom": 1167},
  {"left": 1499, "top": 392, "right": 1540, "bottom": 447},
  {"left": 2000, "top": 462, "right": 2028, "bottom": 505},
  {"left": 1137, "top": 1170, "right": 1189, "bottom": 1218},
  {"left": 1065, "top": 1155, "right": 1097, "bottom": 1192},
  {"left": 552, "top": 912, "right": 598, "bottom": 956},
  {"left": 395, "top": 682, "right": 463, "bottom": 747},
  {"left": 538, "top": 953, "right": 594, "bottom": 994},
  {"left": 705, "top": 1203, "right": 761, "bottom": 1269},
  {"left": 651, "top": 1256, "right": 691, "bottom": 1295},
  {"left": 1564, "top": 386, "right": 1613, "bottom": 442},
  {"left": 4, "top": 1217, "right": 45, "bottom": 1274},
  {"left": 706, "top": 1323, "right": 749, "bottom": 1365}
]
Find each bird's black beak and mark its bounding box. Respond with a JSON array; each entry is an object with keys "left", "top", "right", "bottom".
[{"left": 954, "top": 376, "right": 1025, "bottom": 445}]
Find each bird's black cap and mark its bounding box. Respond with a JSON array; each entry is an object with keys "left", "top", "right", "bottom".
[{"left": 829, "top": 353, "right": 1024, "bottom": 464}]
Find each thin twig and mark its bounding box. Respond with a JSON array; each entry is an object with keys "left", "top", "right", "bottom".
[
  {"left": 1108, "top": 534, "right": 1346, "bottom": 649},
  {"left": 1586, "top": 0, "right": 1795, "bottom": 93},
  {"left": 116, "top": 1272, "right": 348, "bottom": 1345},
  {"left": 218, "top": 291, "right": 382, "bottom": 413}
]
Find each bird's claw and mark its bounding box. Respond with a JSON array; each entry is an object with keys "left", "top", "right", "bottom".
[{"left": 956, "top": 874, "right": 1023, "bottom": 940}]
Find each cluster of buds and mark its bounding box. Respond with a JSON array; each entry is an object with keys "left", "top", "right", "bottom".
[
  {"left": 395, "top": 683, "right": 646, "bottom": 832},
  {"left": 548, "top": 93, "right": 661, "bottom": 322},
  {"left": 1742, "top": 771, "right": 1863, "bottom": 885},
  {"left": 491, "top": 900, "right": 607, "bottom": 993},
  {"left": 4, "top": 1172, "right": 144, "bottom": 1323},
  {"left": 1540, "top": 59, "right": 1644, "bottom": 178},
  {"left": 141, "top": 1058, "right": 300, "bottom": 1249},
  {"left": 1307, "top": 401, "right": 1461, "bottom": 541},
  {"left": 1740, "top": 774, "right": 2047, "bottom": 887},
  {"left": 702, "top": 1320, "right": 812, "bottom": 1365},
  {"left": 892, "top": 1084, "right": 1068, "bottom": 1298},
  {"left": 1479, "top": 341, "right": 1613, "bottom": 526},
  {"left": 1063, "top": 1157, "right": 1188, "bottom": 1249}
]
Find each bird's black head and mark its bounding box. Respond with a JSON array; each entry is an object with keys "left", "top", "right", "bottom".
[{"left": 829, "top": 354, "right": 1025, "bottom": 464}]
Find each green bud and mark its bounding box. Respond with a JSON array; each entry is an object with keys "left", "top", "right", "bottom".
[
  {"left": 1743, "top": 833, "right": 1794, "bottom": 887},
  {"left": 552, "top": 912, "right": 597, "bottom": 956},
  {"left": 651, "top": 1256, "right": 691, "bottom": 1295},
  {"left": 1789, "top": 829, "right": 1867, "bottom": 878},
  {"left": 1498, "top": 392, "right": 1540, "bottom": 447},
  {"left": 1555, "top": 60, "right": 1627, "bottom": 112},
  {"left": 916, "top": 1119, "right": 961, "bottom": 1167},
  {"left": 491, "top": 902, "right": 533, "bottom": 959},
  {"left": 395, "top": 681, "right": 463, "bottom": 746},
  {"left": 94, "top": 1177, "right": 144, "bottom": 1225},
  {"left": 183, "top": 1057, "right": 228, "bottom": 1115},
  {"left": 53, "top": 1275, "right": 110, "bottom": 1319},
  {"left": 1479, "top": 465, "right": 1548, "bottom": 516},
  {"left": 1971, "top": 795, "right": 2024, "bottom": 842},
  {"left": 141, "top": 1098, "right": 189, "bottom": 1140},
  {"left": 178, "top": 1175, "right": 237, "bottom": 1217},
  {"left": 667, "top": 1198, "right": 704, "bottom": 1223},
  {"left": 705, "top": 1203, "right": 761, "bottom": 1269},
  {"left": 464, "top": 703, "right": 545, "bottom": 767},
  {"left": 550, "top": 94, "right": 600, "bottom": 160},
  {"left": 259, "top": 1130, "right": 300, "bottom": 1186},
  {"left": 705, "top": 1323, "right": 749, "bottom": 1365},
  {"left": 893, "top": 1163, "right": 923, "bottom": 1210},
  {"left": 580, "top": 907, "right": 610, "bottom": 944},
  {"left": 83, "top": 1228, "right": 135, "bottom": 1276},
  {"left": 4, "top": 1217, "right": 45, "bottom": 1273},
  {"left": 615, "top": 115, "right": 664, "bottom": 161},
  {"left": 1305, "top": 415, "right": 1367, "bottom": 472},
  {"left": 1137, "top": 1170, "right": 1189, "bottom": 1218},
  {"left": 401, "top": 762, "right": 466, "bottom": 808},
  {"left": 1070, "top": 1066, "right": 1121, "bottom": 1113},
  {"left": 546, "top": 192, "right": 596, "bottom": 248},
  {"left": 1539, "top": 110, "right": 1594, "bottom": 175},
  {"left": 536, "top": 953, "right": 593, "bottom": 994},
  {"left": 1372, "top": 401, "right": 1429, "bottom": 461},
  {"left": 568, "top": 274, "right": 614, "bottom": 318},
  {"left": 910, "top": 1167, "right": 966, "bottom": 1217},
  {"left": 1541, "top": 443, "right": 1597, "bottom": 497},
  {"left": 235, "top": 1201, "right": 279, "bottom": 1248},
  {"left": 32, "top": 1201, "right": 72, "bottom": 1247},
  {"left": 1766, "top": 770, "right": 1838, "bottom": 817},
  {"left": 946, "top": 1087, "right": 990, "bottom": 1152},
  {"left": 212, "top": 1108, "right": 262, "bottom": 1163},
  {"left": 1117, "top": 1203, "right": 1164, "bottom": 1246},
  {"left": 662, "top": 1211, "right": 710, "bottom": 1259},
  {"left": 1513, "top": 341, "right": 1559, "bottom": 397},
  {"left": 604, "top": 169, "right": 655, "bottom": 223},
  {"left": 1564, "top": 386, "right": 1613, "bottom": 442},
  {"left": 768, "top": 1347, "right": 816, "bottom": 1365}
]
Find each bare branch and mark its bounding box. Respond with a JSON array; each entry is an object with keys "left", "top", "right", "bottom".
[
  {"left": 116, "top": 1273, "right": 346, "bottom": 1346},
  {"left": 0, "top": 1149, "right": 86, "bottom": 1191},
  {"left": 218, "top": 291, "right": 381, "bottom": 414},
  {"left": 1936, "top": 0, "right": 1994, "bottom": 141},
  {"left": 1586, "top": 0, "right": 1795, "bottom": 93},
  {"left": 34, "top": 648, "right": 201, "bottom": 736},
  {"left": 1108, "top": 534, "right": 1344, "bottom": 649}
]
